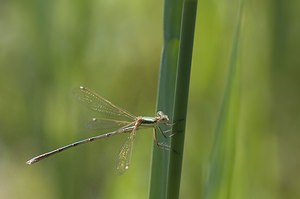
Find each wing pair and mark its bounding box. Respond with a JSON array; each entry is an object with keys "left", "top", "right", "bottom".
[{"left": 75, "top": 86, "right": 138, "bottom": 173}]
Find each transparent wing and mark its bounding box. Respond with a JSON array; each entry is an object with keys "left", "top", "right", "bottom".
[
  {"left": 74, "top": 86, "right": 136, "bottom": 120},
  {"left": 116, "top": 127, "right": 137, "bottom": 174},
  {"left": 86, "top": 118, "right": 132, "bottom": 130}
]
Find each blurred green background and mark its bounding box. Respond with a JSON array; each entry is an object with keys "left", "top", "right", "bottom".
[{"left": 0, "top": 0, "right": 299, "bottom": 199}]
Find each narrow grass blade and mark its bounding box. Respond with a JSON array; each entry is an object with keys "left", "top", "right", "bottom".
[
  {"left": 204, "top": 1, "right": 244, "bottom": 199},
  {"left": 149, "top": 0, "right": 183, "bottom": 198},
  {"left": 167, "top": 0, "right": 198, "bottom": 199}
]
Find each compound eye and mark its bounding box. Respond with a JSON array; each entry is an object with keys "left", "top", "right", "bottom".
[
  {"left": 157, "top": 111, "right": 163, "bottom": 117},
  {"left": 156, "top": 111, "right": 169, "bottom": 123}
]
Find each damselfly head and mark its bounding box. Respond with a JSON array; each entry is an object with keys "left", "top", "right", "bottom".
[{"left": 156, "top": 111, "right": 169, "bottom": 124}]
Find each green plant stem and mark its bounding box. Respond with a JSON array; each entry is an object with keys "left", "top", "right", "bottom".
[
  {"left": 167, "top": 0, "right": 198, "bottom": 199},
  {"left": 149, "top": 0, "right": 198, "bottom": 198},
  {"left": 149, "top": 0, "right": 183, "bottom": 199}
]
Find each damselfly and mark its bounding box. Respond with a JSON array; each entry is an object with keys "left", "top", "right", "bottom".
[{"left": 26, "top": 86, "right": 170, "bottom": 173}]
